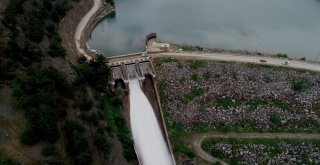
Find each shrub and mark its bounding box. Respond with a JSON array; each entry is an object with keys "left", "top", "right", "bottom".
[
  {"left": 203, "top": 71, "right": 210, "bottom": 80},
  {"left": 42, "top": 144, "right": 55, "bottom": 157},
  {"left": 21, "top": 128, "right": 40, "bottom": 145},
  {"left": 181, "top": 88, "right": 204, "bottom": 104},
  {"left": 215, "top": 98, "right": 239, "bottom": 109},
  {"left": 48, "top": 39, "right": 66, "bottom": 57},
  {"left": 270, "top": 113, "right": 282, "bottom": 127},
  {"left": 273, "top": 99, "right": 291, "bottom": 111},
  {"left": 4, "top": 0, "right": 23, "bottom": 25},
  {"left": 276, "top": 53, "right": 288, "bottom": 58},
  {"left": 64, "top": 121, "right": 93, "bottom": 165},
  {"left": 292, "top": 78, "right": 312, "bottom": 92},
  {"left": 191, "top": 73, "right": 198, "bottom": 81},
  {"left": 188, "top": 60, "right": 205, "bottom": 69},
  {"left": 79, "top": 98, "right": 93, "bottom": 111},
  {"left": 0, "top": 159, "right": 19, "bottom": 165}
]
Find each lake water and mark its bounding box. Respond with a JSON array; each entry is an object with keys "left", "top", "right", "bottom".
[{"left": 89, "top": 0, "right": 320, "bottom": 60}]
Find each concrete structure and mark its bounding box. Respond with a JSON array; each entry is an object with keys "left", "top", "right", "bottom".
[{"left": 109, "top": 53, "right": 156, "bottom": 87}]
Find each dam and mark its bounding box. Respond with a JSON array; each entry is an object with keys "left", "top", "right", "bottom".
[{"left": 109, "top": 52, "right": 174, "bottom": 165}]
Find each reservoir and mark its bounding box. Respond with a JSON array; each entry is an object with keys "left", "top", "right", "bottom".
[{"left": 89, "top": 0, "right": 320, "bottom": 60}]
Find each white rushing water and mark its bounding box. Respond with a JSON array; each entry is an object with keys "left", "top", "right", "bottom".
[{"left": 129, "top": 79, "right": 173, "bottom": 165}]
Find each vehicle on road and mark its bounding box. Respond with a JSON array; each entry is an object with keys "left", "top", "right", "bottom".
[
  {"left": 260, "top": 59, "right": 267, "bottom": 63},
  {"left": 282, "top": 61, "right": 290, "bottom": 65}
]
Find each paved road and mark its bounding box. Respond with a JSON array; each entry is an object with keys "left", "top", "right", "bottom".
[
  {"left": 74, "top": 0, "right": 101, "bottom": 60},
  {"left": 185, "top": 132, "right": 320, "bottom": 165},
  {"left": 153, "top": 52, "right": 320, "bottom": 72}
]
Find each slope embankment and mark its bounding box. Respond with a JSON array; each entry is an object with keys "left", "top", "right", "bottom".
[{"left": 59, "top": 0, "right": 114, "bottom": 64}]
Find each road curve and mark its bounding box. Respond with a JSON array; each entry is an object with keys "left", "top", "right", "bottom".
[
  {"left": 153, "top": 52, "right": 320, "bottom": 72},
  {"left": 186, "top": 132, "right": 320, "bottom": 165},
  {"left": 74, "top": 0, "right": 102, "bottom": 60}
]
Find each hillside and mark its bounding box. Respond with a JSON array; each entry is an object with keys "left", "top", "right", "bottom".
[{"left": 0, "top": 0, "right": 135, "bottom": 164}]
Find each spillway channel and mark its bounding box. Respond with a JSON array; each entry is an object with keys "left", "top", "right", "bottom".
[{"left": 128, "top": 78, "right": 173, "bottom": 165}]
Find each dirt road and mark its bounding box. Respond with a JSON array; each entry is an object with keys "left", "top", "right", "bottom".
[
  {"left": 185, "top": 132, "right": 320, "bottom": 165},
  {"left": 154, "top": 52, "right": 320, "bottom": 72},
  {"left": 74, "top": 0, "right": 101, "bottom": 60}
]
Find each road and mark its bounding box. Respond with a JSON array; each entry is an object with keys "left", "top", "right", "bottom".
[
  {"left": 153, "top": 52, "right": 320, "bottom": 72},
  {"left": 185, "top": 132, "right": 320, "bottom": 165},
  {"left": 74, "top": 0, "right": 102, "bottom": 60}
]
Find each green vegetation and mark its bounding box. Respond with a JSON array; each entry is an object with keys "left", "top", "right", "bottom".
[
  {"left": 202, "top": 138, "right": 320, "bottom": 165},
  {"left": 158, "top": 81, "right": 168, "bottom": 102},
  {"left": 300, "top": 57, "right": 306, "bottom": 61},
  {"left": 94, "top": 127, "right": 112, "bottom": 160},
  {"left": 156, "top": 58, "right": 178, "bottom": 67},
  {"left": 12, "top": 67, "right": 69, "bottom": 144},
  {"left": 276, "top": 53, "right": 288, "bottom": 58},
  {"left": 41, "top": 144, "right": 55, "bottom": 157},
  {"left": 100, "top": 97, "right": 137, "bottom": 161},
  {"left": 181, "top": 88, "right": 204, "bottom": 104},
  {"left": 246, "top": 63, "right": 273, "bottom": 69},
  {"left": 188, "top": 60, "right": 206, "bottom": 69},
  {"left": 3, "top": 0, "right": 71, "bottom": 67},
  {"left": 181, "top": 45, "right": 203, "bottom": 52},
  {"left": 273, "top": 99, "right": 291, "bottom": 111},
  {"left": 215, "top": 98, "right": 239, "bottom": 109},
  {"left": 159, "top": 58, "right": 178, "bottom": 63},
  {"left": 166, "top": 122, "right": 195, "bottom": 158},
  {"left": 74, "top": 55, "right": 110, "bottom": 92},
  {"left": 64, "top": 121, "right": 93, "bottom": 165},
  {"left": 270, "top": 113, "right": 282, "bottom": 127},
  {"left": 3, "top": 0, "right": 23, "bottom": 25},
  {"left": 0, "top": 158, "right": 19, "bottom": 165},
  {"left": 105, "top": 0, "right": 115, "bottom": 6},
  {"left": 247, "top": 99, "right": 267, "bottom": 111},
  {"left": 291, "top": 78, "right": 312, "bottom": 92},
  {"left": 191, "top": 73, "right": 199, "bottom": 81},
  {"left": 203, "top": 71, "right": 211, "bottom": 80}
]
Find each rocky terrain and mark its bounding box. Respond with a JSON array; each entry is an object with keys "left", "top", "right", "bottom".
[
  {"left": 156, "top": 59, "right": 320, "bottom": 132},
  {"left": 203, "top": 139, "right": 320, "bottom": 165}
]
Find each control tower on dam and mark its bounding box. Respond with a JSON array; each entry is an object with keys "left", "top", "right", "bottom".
[{"left": 107, "top": 52, "right": 175, "bottom": 165}]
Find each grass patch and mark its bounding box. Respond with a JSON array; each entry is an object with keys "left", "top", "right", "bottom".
[
  {"left": 155, "top": 58, "right": 178, "bottom": 67},
  {"left": 203, "top": 71, "right": 211, "bottom": 80},
  {"left": 167, "top": 122, "right": 195, "bottom": 158},
  {"left": 199, "top": 99, "right": 205, "bottom": 110},
  {"left": 158, "top": 81, "right": 168, "bottom": 102},
  {"left": 247, "top": 99, "right": 267, "bottom": 111},
  {"left": 246, "top": 75, "right": 256, "bottom": 82},
  {"left": 202, "top": 138, "right": 320, "bottom": 165},
  {"left": 291, "top": 78, "right": 312, "bottom": 92},
  {"left": 246, "top": 63, "right": 273, "bottom": 69},
  {"left": 273, "top": 99, "right": 291, "bottom": 111},
  {"left": 181, "top": 88, "right": 204, "bottom": 104},
  {"left": 215, "top": 98, "right": 239, "bottom": 109},
  {"left": 159, "top": 58, "right": 179, "bottom": 63},
  {"left": 180, "top": 45, "right": 203, "bottom": 52},
  {"left": 100, "top": 97, "right": 137, "bottom": 161},
  {"left": 191, "top": 73, "right": 199, "bottom": 81},
  {"left": 270, "top": 113, "right": 282, "bottom": 127},
  {"left": 188, "top": 60, "right": 206, "bottom": 70}
]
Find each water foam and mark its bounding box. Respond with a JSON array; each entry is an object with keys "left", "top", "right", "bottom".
[{"left": 129, "top": 79, "right": 173, "bottom": 165}]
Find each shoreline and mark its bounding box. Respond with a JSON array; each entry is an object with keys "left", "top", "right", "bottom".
[{"left": 59, "top": 0, "right": 114, "bottom": 64}]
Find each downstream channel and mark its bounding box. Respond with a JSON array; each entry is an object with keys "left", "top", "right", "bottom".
[
  {"left": 89, "top": 0, "right": 320, "bottom": 60},
  {"left": 128, "top": 79, "right": 173, "bottom": 165}
]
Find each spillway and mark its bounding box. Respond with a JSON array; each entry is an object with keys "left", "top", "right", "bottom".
[{"left": 129, "top": 79, "right": 173, "bottom": 165}]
